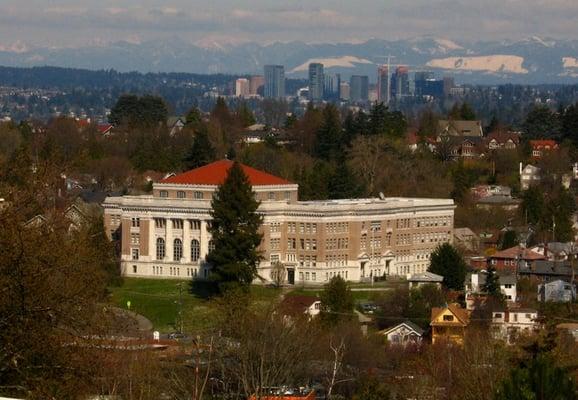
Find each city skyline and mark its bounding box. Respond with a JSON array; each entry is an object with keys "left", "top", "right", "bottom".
[{"left": 1, "top": 1, "right": 578, "bottom": 48}]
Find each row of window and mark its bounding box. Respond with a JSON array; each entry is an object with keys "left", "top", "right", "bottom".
[
  {"left": 150, "top": 265, "right": 201, "bottom": 277},
  {"left": 159, "top": 190, "right": 205, "bottom": 199},
  {"left": 155, "top": 218, "right": 203, "bottom": 231},
  {"left": 287, "top": 238, "right": 318, "bottom": 250},
  {"left": 155, "top": 238, "right": 215, "bottom": 262},
  {"left": 326, "top": 237, "right": 348, "bottom": 250}
]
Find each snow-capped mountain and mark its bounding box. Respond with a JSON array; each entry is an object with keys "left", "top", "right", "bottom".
[{"left": 1, "top": 37, "right": 578, "bottom": 84}]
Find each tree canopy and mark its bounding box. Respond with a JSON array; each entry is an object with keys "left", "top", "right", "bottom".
[{"left": 428, "top": 243, "right": 468, "bottom": 291}]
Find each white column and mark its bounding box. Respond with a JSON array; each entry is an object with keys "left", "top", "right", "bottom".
[
  {"left": 166, "top": 218, "right": 173, "bottom": 262},
  {"left": 183, "top": 219, "right": 190, "bottom": 263},
  {"left": 200, "top": 220, "right": 209, "bottom": 260},
  {"left": 148, "top": 217, "right": 155, "bottom": 263}
]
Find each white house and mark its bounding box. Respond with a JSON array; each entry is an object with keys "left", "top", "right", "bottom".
[
  {"left": 492, "top": 308, "right": 539, "bottom": 343},
  {"left": 466, "top": 272, "right": 517, "bottom": 302},
  {"left": 538, "top": 280, "right": 576, "bottom": 303},
  {"left": 520, "top": 164, "right": 541, "bottom": 190},
  {"left": 380, "top": 321, "right": 424, "bottom": 346},
  {"left": 279, "top": 295, "right": 321, "bottom": 319}
]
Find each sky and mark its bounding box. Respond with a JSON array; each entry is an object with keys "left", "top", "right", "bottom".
[{"left": 1, "top": 0, "right": 578, "bottom": 49}]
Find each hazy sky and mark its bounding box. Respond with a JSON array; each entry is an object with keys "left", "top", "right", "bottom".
[{"left": 1, "top": 0, "right": 578, "bottom": 48}]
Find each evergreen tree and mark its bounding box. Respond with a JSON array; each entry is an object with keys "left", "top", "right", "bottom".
[
  {"left": 523, "top": 105, "right": 560, "bottom": 139},
  {"left": 320, "top": 276, "right": 354, "bottom": 326},
  {"left": 183, "top": 127, "right": 216, "bottom": 170},
  {"left": 521, "top": 186, "right": 544, "bottom": 225},
  {"left": 483, "top": 262, "right": 502, "bottom": 299},
  {"left": 428, "top": 243, "right": 467, "bottom": 291},
  {"left": 314, "top": 104, "right": 342, "bottom": 161},
  {"left": 460, "top": 102, "right": 477, "bottom": 120},
  {"left": 368, "top": 102, "right": 388, "bottom": 135},
  {"left": 206, "top": 162, "right": 263, "bottom": 293},
  {"left": 211, "top": 97, "right": 233, "bottom": 127},
  {"left": 185, "top": 106, "right": 203, "bottom": 129},
  {"left": 328, "top": 161, "right": 363, "bottom": 199},
  {"left": 236, "top": 102, "right": 256, "bottom": 127},
  {"left": 499, "top": 230, "right": 519, "bottom": 250},
  {"left": 495, "top": 356, "right": 577, "bottom": 400}
]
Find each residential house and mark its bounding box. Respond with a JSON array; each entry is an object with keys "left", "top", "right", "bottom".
[
  {"left": 466, "top": 272, "right": 517, "bottom": 303},
  {"left": 485, "top": 131, "right": 520, "bottom": 151},
  {"left": 278, "top": 295, "right": 321, "bottom": 319},
  {"left": 471, "top": 185, "right": 512, "bottom": 200},
  {"left": 430, "top": 304, "right": 470, "bottom": 345},
  {"left": 530, "top": 139, "right": 558, "bottom": 159},
  {"left": 476, "top": 195, "right": 521, "bottom": 211},
  {"left": 538, "top": 280, "right": 576, "bottom": 302},
  {"left": 453, "top": 227, "right": 480, "bottom": 252},
  {"left": 380, "top": 321, "right": 425, "bottom": 346},
  {"left": 437, "top": 120, "right": 483, "bottom": 137},
  {"left": 518, "top": 260, "right": 573, "bottom": 282},
  {"left": 97, "top": 123, "right": 114, "bottom": 137},
  {"left": 489, "top": 246, "right": 546, "bottom": 271},
  {"left": 491, "top": 308, "right": 539, "bottom": 343},
  {"left": 530, "top": 242, "right": 574, "bottom": 261},
  {"left": 520, "top": 164, "right": 541, "bottom": 190},
  {"left": 408, "top": 271, "right": 444, "bottom": 289}
]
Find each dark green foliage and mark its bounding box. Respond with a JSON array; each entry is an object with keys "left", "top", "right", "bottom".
[
  {"left": 352, "top": 373, "right": 391, "bottom": 400},
  {"left": 211, "top": 97, "right": 233, "bottom": 127},
  {"left": 460, "top": 102, "right": 477, "bottom": 120},
  {"left": 483, "top": 263, "right": 502, "bottom": 299},
  {"left": 523, "top": 105, "right": 560, "bottom": 139},
  {"left": 236, "top": 102, "right": 256, "bottom": 127},
  {"left": 206, "top": 162, "right": 263, "bottom": 293},
  {"left": 521, "top": 186, "right": 544, "bottom": 226},
  {"left": 328, "top": 161, "right": 363, "bottom": 200},
  {"left": 183, "top": 127, "right": 216, "bottom": 170},
  {"left": 319, "top": 276, "right": 354, "bottom": 326},
  {"left": 428, "top": 243, "right": 468, "bottom": 291},
  {"left": 495, "top": 356, "right": 577, "bottom": 400},
  {"left": 109, "top": 94, "right": 168, "bottom": 127},
  {"left": 561, "top": 103, "right": 578, "bottom": 144},
  {"left": 314, "top": 104, "right": 343, "bottom": 161},
  {"left": 185, "top": 106, "right": 203, "bottom": 129},
  {"left": 417, "top": 107, "right": 439, "bottom": 137},
  {"left": 368, "top": 102, "right": 407, "bottom": 137},
  {"left": 499, "top": 230, "right": 519, "bottom": 250}
]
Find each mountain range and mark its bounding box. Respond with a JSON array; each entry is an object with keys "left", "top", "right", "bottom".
[{"left": 1, "top": 36, "right": 578, "bottom": 84}]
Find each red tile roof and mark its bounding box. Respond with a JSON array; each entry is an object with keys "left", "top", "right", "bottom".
[
  {"left": 490, "top": 245, "right": 546, "bottom": 261},
  {"left": 530, "top": 140, "right": 558, "bottom": 149},
  {"left": 159, "top": 160, "right": 293, "bottom": 186}
]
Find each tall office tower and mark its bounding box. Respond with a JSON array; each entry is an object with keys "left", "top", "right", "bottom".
[
  {"left": 414, "top": 71, "right": 434, "bottom": 96},
  {"left": 349, "top": 75, "right": 369, "bottom": 102},
  {"left": 235, "top": 78, "right": 250, "bottom": 97},
  {"left": 340, "top": 82, "right": 350, "bottom": 101},
  {"left": 249, "top": 75, "right": 265, "bottom": 96},
  {"left": 377, "top": 65, "right": 390, "bottom": 103},
  {"left": 308, "top": 63, "right": 324, "bottom": 101},
  {"left": 443, "top": 76, "right": 455, "bottom": 96},
  {"left": 264, "top": 65, "right": 285, "bottom": 99},
  {"left": 391, "top": 66, "right": 410, "bottom": 100},
  {"left": 324, "top": 73, "right": 341, "bottom": 100}
]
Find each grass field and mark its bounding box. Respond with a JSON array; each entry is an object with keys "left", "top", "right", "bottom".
[{"left": 108, "top": 278, "right": 283, "bottom": 333}]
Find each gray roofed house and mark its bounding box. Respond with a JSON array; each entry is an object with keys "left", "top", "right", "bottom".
[
  {"left": 530, "top": 242, "right": 575, "bottom": 261},
  {"left": 454, "top": 227, "right": 480, "bottom": 252},
  {"left": 476, "top": 195, "right": 521, "bottom": 211},
  {"left": 408, "top": 271, "right": 444, "bottom": 289},
  {"left": 519, "top": 260, "right": 573, "bottom": 282},
  {"left": 438, "top": 120, "right": 484, "bottom": 137},
  {"left": 466, "top": 272, "right": 518, "bottom": 306}
]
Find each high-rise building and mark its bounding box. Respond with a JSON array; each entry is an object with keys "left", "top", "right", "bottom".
[
  {"left": 414, "top": 71, "right": 434, "bottom": 96},
  {"left": 235, "top": 78, "right": 250, "bottom": 97},
  {"left": 377, "top": 65, "right": 390, "bottom": 103},
  {"left": 308, "top": 63, "right": 324, "bottom": 101},
  {"left": 391, "top": 66, "right": 410, "bottom": 100},
  {"left": 324, "top": 73, "right": 341, "bottom": 101},
  {"left": 249, "top": 75, "right": 265, "bottom": 96},
  {"left": 349, "top": 75, "right": 369, "bottom": 102},
  {"left": 264, "top": 65, "right": 285, "bottom": 99},
  {"left": 339, "top": 82, "right": 350, "bottom": 101},
  {"left": 443, "top": 76, "right": 455, "bottom": 97}
]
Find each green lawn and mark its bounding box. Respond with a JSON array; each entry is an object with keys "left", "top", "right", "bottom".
[{"left": 108, "top": 278, "right": 283, "bottom": 333}]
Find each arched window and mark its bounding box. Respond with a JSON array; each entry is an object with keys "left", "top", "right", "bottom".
[
  {"left": 191, "top": 239, "right": 200, "bottom": 263},
  {"left": 156, "top": 238, "right": 165, "bottom": 260},
  {"left": 173, "top": 238, "right": 183, "bottom": 261},
  {"left": 208, "top": 240, "right": 215, "bottom": 252}
]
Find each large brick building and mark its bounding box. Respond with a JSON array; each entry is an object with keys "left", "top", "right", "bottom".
[{"left": 103, "top": 160, "right": 455, "bottom": 284}]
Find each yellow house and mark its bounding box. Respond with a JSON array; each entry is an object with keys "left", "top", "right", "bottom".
[{"left": 430, "top": 304, "right": 470, "bottom": 345}]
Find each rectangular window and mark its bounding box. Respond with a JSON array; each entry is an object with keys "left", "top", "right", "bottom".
[
  {"left": 132, "top": 265, "right": 137, "bottom": 273},
  {"left": 270, "top": 254, "right": 280, "bottom": 263},
  {"left": 190, "top": 220, "right": 201, "bottom": 230},
  {"left": 173, "top": 219, "right": 183, "bottom": 229},
  {"left": 177, "top": 191, "right": 186, "bottom": 199},
  {"left": 312, "top": 272, "right": 316, "bottom": 281},
  {"left": 268, "top": 192, "right": 275, "bottom": 200},
  {"left": 159, "top": 190, "right": 168, "bottom": 198},
  {"left": 132, "top": 248, "right": 139, "bottom": 260},
  {"left": 443, "top": 315, "right": 454, "bottom": 321},
  {"left": 194, "top": 191, "right": 203, "bottom": 199},
  {"left": 284, "top": 191, "right": 291, "bottom": 200},
  {"left": 131, "top": 233, "right": 140, "bottom": 245},
  {"left": 131, "top": 218, "right": 140, "bottom": 227},
  {"left": 155, "top": 218, "right": 166, "bottom": 228}
]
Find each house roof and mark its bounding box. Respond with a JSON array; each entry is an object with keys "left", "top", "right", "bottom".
[
  {"left": 431, "top": 303, "right": 470, "bottom": 326},
  {"left": 454, "top": 227, "right": 478, "bottom": 241},
  {"left": 486, "top": 131, "right": 521, "bottom": 144},
  {"left": 381, "top": 321, "right": 425, "bottom": 336},
  {"left": 468, "top": 272, "right": 517, "bottom": 286},
  {"left": 519, "top": 260, "right": 573, "bottom": 277},
  {"left": 438, "top": 120, "right": 483, "bottom": 137},
  {"left": 279, "top": 295, "right": 319, "bottom": 316},
  {"left": 490, "top": 246, "right": 546, "bottom": 261},
  {"left": 530, "top": 140, "right": 558, "bottom": 149},
  {"left": 408, "top": 271, "right": 444, "bottom": 283},
  {"left": 159, "top": 160, "right": 293, "bottom": 186},
  {"left": 476, "top": 195, "right": 520, "bottom": 205}
]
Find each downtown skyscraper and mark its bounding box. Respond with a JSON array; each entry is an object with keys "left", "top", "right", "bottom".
[
  {"left": 264, "top": 65, "right": 285, "bottom": 99},
  {"left": 308, "top": 63, "right": 324, "bottom": 101},
  {"left": 377, "top": 65, "right": 390, "bottom": 103}
]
